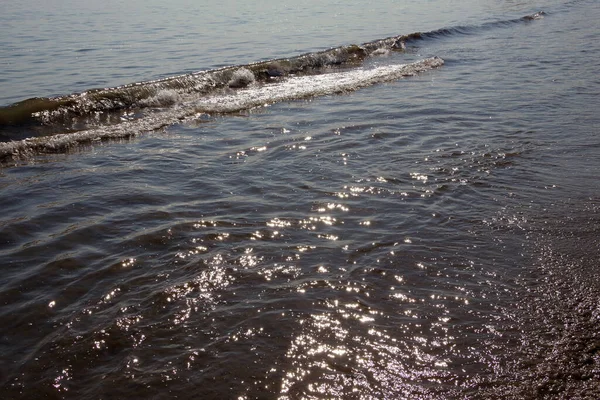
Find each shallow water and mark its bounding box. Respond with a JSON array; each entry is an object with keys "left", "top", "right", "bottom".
[{"left": 1, "top": 0, "right": 599, "bottom": 399}]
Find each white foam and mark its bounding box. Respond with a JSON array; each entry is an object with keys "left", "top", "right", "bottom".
[
  {"left": 138, "top": 89, "right": 182, "bottom": 107},
  {"left": 194, "top": 57, "right": 444, "bottom": 113},
  {"left": 227, "top": 68, "right": 256, "bottom": 88}
]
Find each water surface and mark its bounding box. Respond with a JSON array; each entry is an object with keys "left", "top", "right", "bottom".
[{"left": 1, "top": 0, "right": 599, "bottom": 399}]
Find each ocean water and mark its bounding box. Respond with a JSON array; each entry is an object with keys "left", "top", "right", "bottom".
[{"left": 1, "top": 0, "right": 599, "bottom": 399}]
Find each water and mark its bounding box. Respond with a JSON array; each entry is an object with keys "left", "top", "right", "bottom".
[{"left": 1, "top": 0, "right": 599, "bottom": 399}]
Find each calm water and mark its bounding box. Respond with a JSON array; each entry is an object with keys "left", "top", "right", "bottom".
[{"left": 1, "top": 0, "right": 599, "bottom": 399}]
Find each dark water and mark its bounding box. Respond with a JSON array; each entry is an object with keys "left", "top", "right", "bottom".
[{"left": 1, "top": 1, "right": 600, "bottom": 399}]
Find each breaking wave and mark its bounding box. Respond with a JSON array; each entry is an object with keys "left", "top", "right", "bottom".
[
  {"left": 0, "top": 11, "right": 545, "bottom": 163},
  {"left": 0, "top": 58, "right": 443, "bottom": 162}
]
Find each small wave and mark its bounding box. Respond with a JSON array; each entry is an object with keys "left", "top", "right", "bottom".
[{"left": 0, "top": 58, "right": 443, "bottom": 163}]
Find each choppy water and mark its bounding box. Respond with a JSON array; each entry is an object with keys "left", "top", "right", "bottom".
[{"left": 1, "top": 0, "right": 599, "bottom": 399}]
